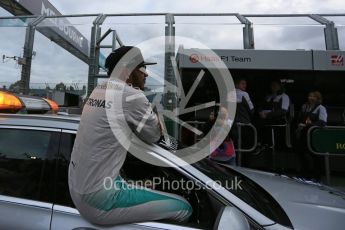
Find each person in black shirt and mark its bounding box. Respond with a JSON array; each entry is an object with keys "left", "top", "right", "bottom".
[
  {"left": 297, "top": 91, "right": 327, "bottom": 129},
  {"left": 259, "top": 80, "right": 290, "bottom": 125},
  {"left": 296, "top": 91, "right": 327, "bottom": 179},
  {"left": 256, "top": 80, "right": 290, "bottom": 149},
  {"left": 235, "top": 78, "right": 254, "bottom": 124},
  {"left": 232, "top": 78, "right": 254, "bottom": 151},
  {"left": 202, "top": 111, "right": 216, "bottom": 135}
]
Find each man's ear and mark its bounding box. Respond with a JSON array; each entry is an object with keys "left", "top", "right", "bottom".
[
  {"left": 126, "top": 71, "right": 132, "bottom": 83},
  {"left": 120, "top": 67, "right": 132, "bottom": 82},
  {"left": 126, "top": 71, "right": 133, "bottom": 84}
]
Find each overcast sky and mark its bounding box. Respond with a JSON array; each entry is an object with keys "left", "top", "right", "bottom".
[
  {"left": 49, "top": 0, "right": 345, "bottom": 15},
  {"left": 0, "top": 0, "right": 345, "bottom": 89}
]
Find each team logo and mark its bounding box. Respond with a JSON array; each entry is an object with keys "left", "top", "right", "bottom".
[
  {"left": 331, "top": 55, "right": 344, "bottom": 66},
  {"left": 189, "top": 54, "right": 199, "bottom": 63}
]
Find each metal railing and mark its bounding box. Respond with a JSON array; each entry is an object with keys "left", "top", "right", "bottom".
[
  {"left": 181, "top": 120, "right": 258, "bottom": 166},
  {"left": 179, "top": 120, "right": 205, "bottom": 144},
  {"left": 1, "top": 12, "right": 345, "bottom": 95},
  {"left": 236, "top": 123, "right": 257, "bottom": 166}
]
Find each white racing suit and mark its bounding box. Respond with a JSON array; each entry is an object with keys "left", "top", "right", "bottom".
[{"left": 69, "top": 80, "right": 192, "bottom": 225}]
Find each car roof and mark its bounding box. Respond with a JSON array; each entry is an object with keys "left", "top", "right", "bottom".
[{"left": 0, "top": 113, "right": 80, "bottom": 131}]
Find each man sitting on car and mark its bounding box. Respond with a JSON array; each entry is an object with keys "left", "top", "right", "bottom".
[{"left": 68, "top": 46, "right": 192, "bottom": 225}]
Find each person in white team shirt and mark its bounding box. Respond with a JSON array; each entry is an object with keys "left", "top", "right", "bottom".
[{"left": 68, "top": 46, "right": 192, "bottom": 225}]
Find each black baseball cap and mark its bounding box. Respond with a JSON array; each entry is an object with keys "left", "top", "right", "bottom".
[{"left": 105, "top": 46, "right": 156, "bottom": 76}]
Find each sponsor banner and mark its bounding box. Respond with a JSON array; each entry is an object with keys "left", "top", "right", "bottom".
[
  {"left": 17, "top": 0, "right": 89, "bottom": 56},
  {"left": 178, "top": 49, "right": 313, "bottom": 70},
  {"left": 313, "top": 50, "right": 345, "bottom": 71}
]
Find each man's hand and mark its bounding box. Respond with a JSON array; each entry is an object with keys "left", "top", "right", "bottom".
[
  {"left": 152, "top": 105, "right": 164, "bottom": 135},
  {"left": 158, "top": 118, "right": 164, "bottom": 135}
]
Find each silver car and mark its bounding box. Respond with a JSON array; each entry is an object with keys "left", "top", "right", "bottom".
[{"left": 0, "top": 113, "right": 344, "bottom": 230}]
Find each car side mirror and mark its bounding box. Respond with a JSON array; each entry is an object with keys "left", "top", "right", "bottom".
[{"left": 214, "top": 206, "right": 250, "bottom": 230}]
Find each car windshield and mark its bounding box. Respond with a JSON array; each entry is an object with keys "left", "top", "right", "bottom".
[{"left": 191, "top": 158, "right": 292, "bottom": 228}]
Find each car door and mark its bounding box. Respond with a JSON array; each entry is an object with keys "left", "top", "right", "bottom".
[
  {"left": 50, "top": 131, "right": 203, "bottom": 230},
  {"left": 50, "top": 131, "right": 139, "bottom": 230},
  {"left": 0, "top": 126, "right": 60, "bottom": 230}
]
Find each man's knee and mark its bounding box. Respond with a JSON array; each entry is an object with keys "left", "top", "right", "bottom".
[{"left": 173, "top": 199, "right": 193, "bottom": 222}]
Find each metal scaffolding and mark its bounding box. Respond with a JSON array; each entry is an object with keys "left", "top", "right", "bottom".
[{"left": 0, "top": 12, "right": 344, "bottom": 95}]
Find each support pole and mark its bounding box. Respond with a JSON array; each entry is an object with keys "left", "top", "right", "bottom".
[
  {"left": 20, "top": 15, "right": 45, "bottom": 94},
  {"left": 237, "top": 124, "right": 242, "bottom": 166},
  {"left": 324, "top": 23, "right": 339, "bottom": 50},
  {"left": 324, "top": 154, "right": 331, "bottom": 185},
  {"left": 309, "top": 14, "right": 339, "bottom": 50},
  {"left": 87, "top": 14, "right": 107, "bottom": 96},
  {"left": 164, "top": 14, "right": 178, "bottom": 138},
  {"left": 112, "top": 30, "right": 117, "bottom": 50},
  {"left": 236, "top": 14, "right": 255, "bottom": 49},
  {"left": 87, "top": 24, "right": 98, "bottom": 96}
]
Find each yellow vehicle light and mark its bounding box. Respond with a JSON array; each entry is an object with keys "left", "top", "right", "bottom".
[
  {"left": 43, "top": 98, "right": 59, "bottom": 113},
  {"left": 0, "top": 91, "right": 23, "bottom": 111}
]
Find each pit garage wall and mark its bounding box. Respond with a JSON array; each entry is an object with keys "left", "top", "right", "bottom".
[
  {"left": 177, "top": 48, "right": 345, "bottom": 112},
  {"left": 177, "top": 48, "right": 345, "bottom": 172}
]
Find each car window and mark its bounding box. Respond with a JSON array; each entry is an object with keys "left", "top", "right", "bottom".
[
  {"left": 55, "top": 132, "right": 75, "bottom": 207},
  {"left": 192, "top": 159, "right": 292, "bottom": 228},
  {"left": 0, "top": 128, "right": 59, "bottom": 203}
]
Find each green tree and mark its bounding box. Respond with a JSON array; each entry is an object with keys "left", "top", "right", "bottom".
[
  {"left": 9, "top": 80, "right": 22, "bottom": 93},
  {"left": 55, "top": 82, "right": 66, "bottom": 91}
]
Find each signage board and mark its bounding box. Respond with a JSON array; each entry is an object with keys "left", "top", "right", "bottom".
[
  {"left": 309, "top": 127, "right": 345, "bottom": 155},
  {"left": 17, "top": 0, "right": 89, "bottom": 56},
  {"left": 178, "top": 49, "right": 313, "bottom": 70},
  {"left": 313, "top": 50, "right": 345, "bottom": 71},
  {"left": 178, "top": 48, "right": 345, "bottom": 71}
]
